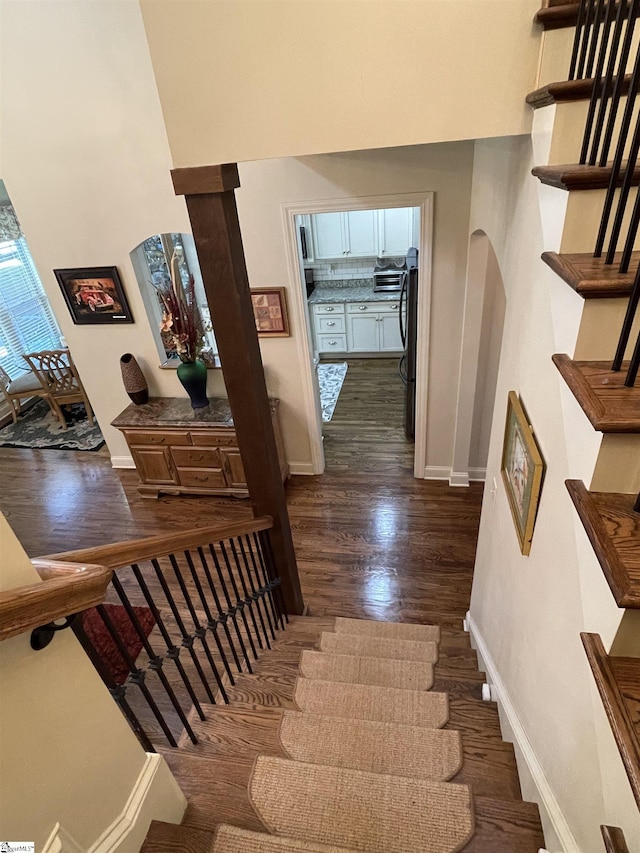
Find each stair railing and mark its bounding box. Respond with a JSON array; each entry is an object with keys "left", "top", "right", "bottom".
[{"left": 30, "top": 516, "right": 286, "bottom": 751}]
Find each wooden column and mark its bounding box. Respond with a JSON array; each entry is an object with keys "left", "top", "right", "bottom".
[{"left": 171, "top": 163, "right": 304, "bottom": 615}]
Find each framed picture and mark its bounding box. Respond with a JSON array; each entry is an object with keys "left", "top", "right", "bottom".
[
  {"left": 54, "top": 266, "right": 133, "bottom": 325},
  {"left": 250, "top": 287, "right": 290, "bottom": 337},
  {"left": 501, "top": 391, "right": 545, "bottom": 556}
]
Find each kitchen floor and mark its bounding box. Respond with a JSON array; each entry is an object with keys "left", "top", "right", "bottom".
[{"left": 320, "top": 358, "right": 413, "bottom": 476}]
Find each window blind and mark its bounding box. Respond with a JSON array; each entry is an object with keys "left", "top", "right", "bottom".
[{"left": 0, "top": 237, "right": 62, "bottom": 378}]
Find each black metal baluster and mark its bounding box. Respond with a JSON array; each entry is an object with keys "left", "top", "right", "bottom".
[
  {"left": 130, "top": 562, "right": 206, "bottom": 720},
  {"left": 613, "top": 262, "right": 640, "bottom": 369},
  {"left": 599, "top": 0, "right": 640, "bottom": 167},
  {"left": 95, "top": 604, "right": 178, "bottom": 747},
  {"left": 585, "top": 0, "right": 608, "bottom": 81},
  {"left": 73, "top": 615, "right": 156, "bottom": 752},
  {"left": 583, "top": 0, "right": 619, "bottom": 164},
  {"left": 249, "top": 532, "right": 282, "bottom": 632},
  {"left": 589, "top": 0, "right": 629, "bottom": 163},
  {"left": 199, "top": 544, "right": 251, "bottom": 673},
  {"left": 237, "top": 536, "right": 274, "bottom": 643},
  {"left": 211, "top": 542, "right": 258, "bottom": 661},
  {"left": 570, "top": 0, "right": 591, "bottom": 80},
  {"left": 224, "top": 539, "right": 264, "bottom": 650},
  {"left": 167, "top": 553, "right": 229, "bottom": 702},
  {"left": 619, "top": 189, "right": 640, "bottom": 272},
  {"left": 259, "top": 530, "right": 289, "bottom": 625},
  {"left": 111, "top": 573, "right": 198, "bottom": 744},
  {"left": 577, "top": 0, "right": 597, "bottom": 80},
  {"left": 150, "top": 558, "right": 217, "bottom": 703},
  {"left": 182, "top": 548, "right": 235, "bottom": 684},
  {"left": 624, "top": 326, "right": 640, "bottom": 384},
  {"left": 606, "top": 107, "right": 640, "bottom": 263}
]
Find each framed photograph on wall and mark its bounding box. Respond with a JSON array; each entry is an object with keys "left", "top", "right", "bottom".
[
  {"left": 54, "top": 266, "right": 133, "bottom": 325},
  {"left": 250, "top": 287, "right": 290, "bottom": 337},
  {"left": 501, "top": 391, "right": 545, "bottom": 556}
]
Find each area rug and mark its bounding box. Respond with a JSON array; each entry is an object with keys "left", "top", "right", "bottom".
[
  {"left": 80, "top": 603, "right": 156, "bottom": 685},
  {"left": 317, "top": 362, "right": 348, "bottom": 422},
  {"left": 0, "top": 399, "right": 105, "bottom": 451}
]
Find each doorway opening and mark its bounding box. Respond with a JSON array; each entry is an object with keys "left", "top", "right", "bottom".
[{"left": 287, "top": 198, "right": 431, "bottom": 476}]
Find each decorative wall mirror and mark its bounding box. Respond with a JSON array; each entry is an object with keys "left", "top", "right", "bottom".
[{"left": 129, "top": 232, "right": 219, "bottom": 366}]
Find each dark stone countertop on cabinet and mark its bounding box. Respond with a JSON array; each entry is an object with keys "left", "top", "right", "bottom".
[
  {"left": 112, "top": 397, "right": 279, "bottom": 430},
  {"left": 308, "top": 284, "right": 401, "bottom": 304}
]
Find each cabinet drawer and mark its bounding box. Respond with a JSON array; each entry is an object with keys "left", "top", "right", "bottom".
[
  {"left": 312, "top": 303, "right": 345, "bottom": 316},
  {"left": 191, "top": 432, "right": 237, "bottom": 447},
  {"left": 316, "top": 315, "right": 345, "bottom": 333},
  {"left": 176, "top": 467, "right": 227, "bottom": 489},
  {"left": 124, "top": 430, "right": 190, "bottom": 447},
  {"left": 172, "top": 446, "right": 221, "bottom": 468},
  {"left": 317, "top": 333, "right": 347, "bottom": 352},
  {"left": 347, "top": 302, "right": 382, "bottom": 314}
]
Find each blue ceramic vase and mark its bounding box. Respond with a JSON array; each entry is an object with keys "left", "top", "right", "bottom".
[{"left": 177, "top": 359, "right": 209, "bottom": 409}]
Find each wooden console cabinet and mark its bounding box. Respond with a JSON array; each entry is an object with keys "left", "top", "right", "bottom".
[{"left": 112, "top": 397, "right": 288, "bottom": 499}]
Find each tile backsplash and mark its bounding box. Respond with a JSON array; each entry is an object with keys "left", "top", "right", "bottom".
[{"left": 307, "top": 256, "right": 376, "bottom": 282}]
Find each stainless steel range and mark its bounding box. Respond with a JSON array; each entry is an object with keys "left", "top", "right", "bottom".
[{"left": 372, "top": 257, "right": 407, "bottom": 292}]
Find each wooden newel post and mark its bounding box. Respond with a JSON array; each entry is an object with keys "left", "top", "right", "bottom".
[{"left": 171, "top": 163, "right": 304, "bottom": 615}]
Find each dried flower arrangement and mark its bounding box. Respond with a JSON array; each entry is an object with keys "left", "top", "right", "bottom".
[{"left": 156, "top": 254, "right": 208, "bottom": 363}]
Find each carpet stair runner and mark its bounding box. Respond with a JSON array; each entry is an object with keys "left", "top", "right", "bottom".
[{"left": 142, "top": 616, "right": 545, "bottom": 853}]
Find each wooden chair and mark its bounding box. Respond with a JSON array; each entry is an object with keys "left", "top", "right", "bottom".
[
  {"left": 22, "top": 349, "right": 94, "bottom": 431},
  {"left": 0, "top": 364, "right": 52, "bottom": 424}
]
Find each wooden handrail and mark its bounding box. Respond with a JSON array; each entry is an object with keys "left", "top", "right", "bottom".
[
  {"left": 0, "top": 560, "right": 112, "bottom": 642},
  {"left": 601, "top": 825, "right": 630, "bottom": 853},
  {"left": 40, "top": 516, "right": 274, "bottom": 571}
]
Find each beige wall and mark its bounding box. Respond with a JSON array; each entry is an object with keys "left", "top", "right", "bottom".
[
  {"left": 468, "top": 136, "right": 640, "bottom": 853},
  {"left": 0, "top": 0, "right": 226, "bottom": 464},
  {"left": 0, "top": 513, "right": 185, "bottom": 848},
  {"left": 140, "top": 0, "right": 541, "bottom": 167},
  {"left": 236, "top": 143, "right": 474, "bottom": 472}
]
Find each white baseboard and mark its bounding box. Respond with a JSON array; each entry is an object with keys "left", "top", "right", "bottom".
[
  {"left": 423, "top": 466, "right": 452, "bottom": 480},
  {"left": 88, "top": 753, "right": 186, "bottom": 852},
  {"left": 424, "top": 466, "right": 487, "bottom": 484},
  {"left": 469, "top": 467, "right": 486, "bottom": 482},
  {"left": 449, "top": 471, "right": 470, "bottom": 487},
  {"left": 111, "top": 455, "right": 135, "bottom": 469},
  {"left": 468, "top": 615, "right": 580, "bottom": 853},
  {"left": 288, "top": 461, "right": 317, "bottom": 475},
  {"left": 43, "top": 824, "right": 83, "bottom": 853}
]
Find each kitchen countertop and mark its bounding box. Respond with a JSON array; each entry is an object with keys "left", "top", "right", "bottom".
[{"left": 308, "top": 284, "right": 401, "bottom": 304}]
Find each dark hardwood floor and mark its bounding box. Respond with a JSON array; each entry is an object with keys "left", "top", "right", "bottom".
[{"left": 0, "top": 358, "right": 482, "bottom": 629}]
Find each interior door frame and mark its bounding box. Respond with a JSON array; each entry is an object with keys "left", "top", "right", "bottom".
[{"left": 281, "top": 192, "right": 434, "bottom": 479}]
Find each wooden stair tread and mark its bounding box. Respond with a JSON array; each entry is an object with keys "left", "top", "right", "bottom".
[
  {"left": 527, "top": 73, "right": 633, "bottom": 107},
  {"left": 463, "top": 797, "right": 545, "bottom": 852},
  {"left": 141, "top": 821, "right": 213, "bottom": 853},
  {"left": 552, "top": 354, "right": 640, "bottom": 432},
  {"left": 582, "top": 633, "right": 640, "bottom": 810},
  {"left": 602, "top": 824, "right": 631, "bottom": 853},
  {"left": 533, "top": 160, "right": 640, "bottom": 190},
  {"left": 566, "top": 480, "right": 640, "bottom": 607},
  {"left": 534, "top": 0, "right": 580, "bottom": 30},
  {"left": 542, "top": 251, "right": 639, "bottom": 298}
]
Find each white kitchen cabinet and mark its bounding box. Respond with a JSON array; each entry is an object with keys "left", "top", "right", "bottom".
[
  {"left": 343, "top": 210, "right": 377, "bottom": 257},
  {"left": 345, "top": 301, "right": 403, "bottom": 353},
  {"left": 379, "top": 311, "right": 403, "bottom": 351},
  {"left": 312, "top": 212, "right": 345, "bottom": 259},
  {"left": 378, "top": 207, "right": 417, "bottom": 257},
  {"left": 348, "top": 314, "right": 380, "bottom": 352}
]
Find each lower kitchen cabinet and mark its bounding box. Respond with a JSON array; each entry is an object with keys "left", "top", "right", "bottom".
[
  {"left": 112, "top": 397, "right": 288, "bottom": 498},
  {"left": 311, "top": 300, "right": 402, "bottom": 355}
]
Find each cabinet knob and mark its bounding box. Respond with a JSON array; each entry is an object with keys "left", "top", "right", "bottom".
[
  {"left": 359, "top": 306, "right": 367, "bottom": 311},
  {"left": 326, "top": 321, "right": 336, "bottom": 327},
  {"left": 328, "top": 340, "right": 337, "bottom": 345},
  {"left": 325, "top": 307, "right": 334, "bottom": 312},
  {"left": 391, "top": 304, "right": 398, "bottom": 309}
]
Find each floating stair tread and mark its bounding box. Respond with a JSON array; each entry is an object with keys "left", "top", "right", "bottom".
[
  {"left": 542, "top": 251, "right": 639, "bottom": 298},
  {"left": 249, "top": 756, "right": 474, "bottom": 853},
  {"left": 278, "top": 711, "right": 463, "bottom": 781},
  {"left": 299, "top": 650, "right": 435, "bottom": 690},
  {"left": 213, "top": 825, "right": 355, "bottom": 853},
  {"left": 534, "top": 1, "right": 580, "bottom": 30},
  {"left": 533, "top": 160, "right": 640, "bottom": 190},
  {"left": 333, "top": 616, "right": 440, "bottom": 642},
  {"left": 552, "top": 354, "right": 640, "bottom": 432},
  {"left": 318, "top": 632, "right": 439, "bottom": 662},
  {"left": 601, "top": 825, "right": 630, "bottom": 853},
  {"left": 527, "top": 73, "right": 633, "bottom": 107},
  {"left": 566, "top": 480, "right": 640, "bottom": 607},
  {"left": 582, "top": 633, "right": 640, "bottom": 810},
  {"left": 293, "top": 677, "right": 449, "bottom": 727}
]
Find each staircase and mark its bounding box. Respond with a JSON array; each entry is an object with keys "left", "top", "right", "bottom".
[{"left": 140, "top": 615, "right": 545, "bottom": 852}]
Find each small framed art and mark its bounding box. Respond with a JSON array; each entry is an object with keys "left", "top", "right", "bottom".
[
  {"left": 250, "top": 287, "right": 290, "bottom": 337},
  {"left": 54, "top": 266, "right": 133, "bottom": 325},
  {"left": 501, "top": 391, "right": 545, "bottom": 556}
]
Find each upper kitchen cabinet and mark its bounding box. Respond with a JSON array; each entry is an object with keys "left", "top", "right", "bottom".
[
  {"left": 308, "top": 207, "right": 419, "bottom": 261},
  {"left": 378, "top": 207, "right": 418, "bottom": 257}
]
